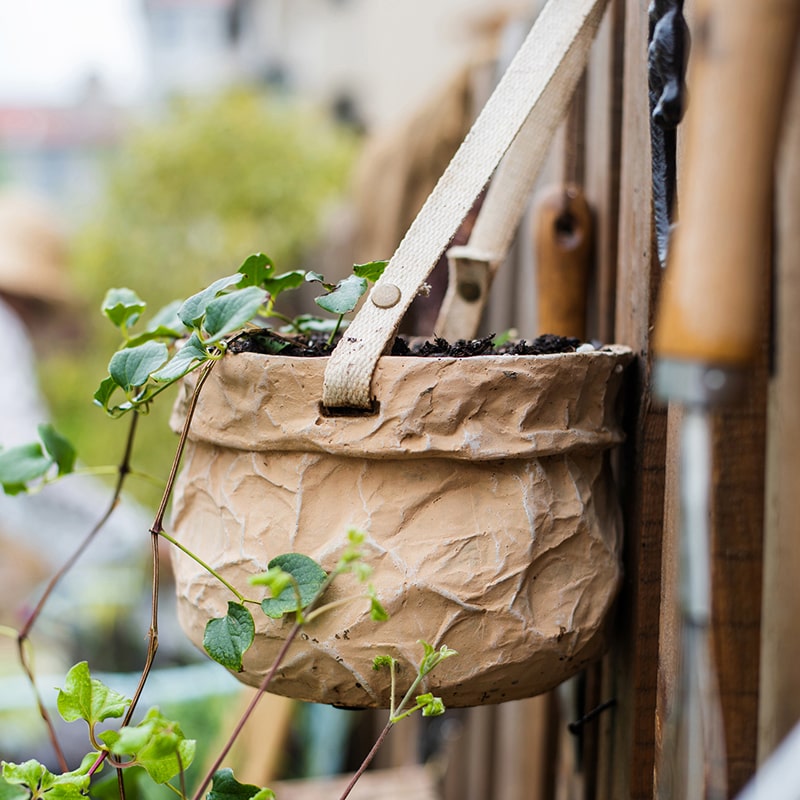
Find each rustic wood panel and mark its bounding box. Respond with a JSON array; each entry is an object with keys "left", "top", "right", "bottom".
[
  {"left": 596, "top": 0, "right": 668, "bottom": 798},
  {"left": 759, "top": 41, "right": 800, "bottom": 764},
  {"left": 709, "top": 338, "right": 769, "bottom": 796},
  {"left": 584, "top": 0, "right": 625, "bottom": 345}
]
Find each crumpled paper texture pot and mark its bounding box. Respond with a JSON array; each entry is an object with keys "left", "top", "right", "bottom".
[{"left": 169, "top": 345, "right": 633, "bottom": 707}]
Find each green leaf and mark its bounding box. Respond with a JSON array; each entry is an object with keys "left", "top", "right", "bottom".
[
  {"left": 237, "top": 253, "right": 275, "bottom": 287},
  {"left": 314, "top": 274, "right": 367, "bottom": 315},
  {"left": 147, "top": 299, "right": 187, "bottom": 332},
  {"left": 150, "top": 333, "right": 209, "bottom": 382},
  {"left": 418, "top": 641, "right": 458, "bottom": 678},
  {"left": 102, "top": 288, "right": 146, "bottom": 330},
  {"left": 208, "top": 769, "right": 275, "bottom": 800},
  {"left": 368, "top": 588, "right": 389, "bottom": 622},
  {"left": 203, "top": 603, "right": 255, "bottom": 672},
  {"left": 417, "top": 693, "right": 446, "bottom": 717},
  {"left": 372, "top": 655, "right": 395, "bottom": 671},
  {"left": 0, "top": 443, "right": 52, "bottom": 494},
  {"left": 56, "top": 662, "right": 130, "bottom": 727},
  {"left": 2, "top": 758, "right": 92, "bottom": 800},
  {"left": 38, "top": 424, "right": 76, "bottom": 477},
  {"left": 249, "top": 566, "right": 293, "bottom": 598},
  {"left": 0, "top": 775, "right": 28, "bottom": 800},
  {"left": 262, "top": 270, "right": 305, "bottom": 299},
  {"left": 353, "top": 260, "right": 389, "bottom": 282},
  {"left": 100, "top": 708, "right": 195, "bottom": 784},
  {"left": 124, "top": 326, "right": 183, "bottom": 349},
  {"left": 260, "top": 554, "right": 327, "bottom": 619},
  {"left": 304, "top": 271, "right": 330, "bottom": 289},
  {"left": 108, "top": 341, "right": 169, "bottom": 392},
  {"left": 287, "top": 315, "right": 339, "bottom": 334},
  {"left": 178, "top": 273, "right": 244, "bottom": 327},
  {"left": 93, "top": 376, "right": 118, "bottom": 411},
  {"left": 203, "top": 286, "right": 266, "bottom": 342}
]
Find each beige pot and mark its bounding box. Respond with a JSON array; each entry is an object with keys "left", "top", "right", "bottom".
[{"left": 169, "top": 344, "right": 633, "bottom": 708}]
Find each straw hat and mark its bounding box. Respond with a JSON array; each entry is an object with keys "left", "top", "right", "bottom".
[{"left": 0, "top": 189, "right": 72, "bottom": 305}]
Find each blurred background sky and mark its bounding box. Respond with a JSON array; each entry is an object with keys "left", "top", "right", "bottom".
[{"left": 0, "top": 0, "right": 147, "bottom": 105}]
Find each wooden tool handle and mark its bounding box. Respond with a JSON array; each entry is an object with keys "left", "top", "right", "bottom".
[
  {"left": 653, "top": 0, "right": 800, "bottom": 365},
  {"left": 534, "top": 184, "right": 593, "bottom": 339}
]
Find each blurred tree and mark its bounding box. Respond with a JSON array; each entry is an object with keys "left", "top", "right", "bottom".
[{"left": 38, "top": 88, "right": 358, "bottom": 509}]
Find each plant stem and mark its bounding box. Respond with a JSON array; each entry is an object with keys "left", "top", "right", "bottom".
[
  {"left": 18, "top": 412, "right": 138, "bottom": 642},
  {"left": 158, "top": 530, "right": 246, "bottom": 604},
  {"left": 302, "top": 594, "right": 365, "bottom": 625},
  {"left": 327, "top": 314, "right": 345, "bottom": 347},
  {"left": 124, "top": 361, "right": 215, "bottom": 726},
  {"left": 392, "top": 674, "right": 424, "bottom": 723},
  {"left": 338, "top": 719, "right": 393, "bottom": 800},
  {"left": 190, "top": 621, "right": 303, "bottom": 800},
  {"left": 14, "top": 411, "right": 140, "bottom": 772}
]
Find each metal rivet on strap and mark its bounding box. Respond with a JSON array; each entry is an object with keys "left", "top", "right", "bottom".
[{"left": 371, "top": 283, "right": 401, "bottom": 308}]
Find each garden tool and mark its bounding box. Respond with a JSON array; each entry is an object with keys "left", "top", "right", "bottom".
[
  {"left": 653, "top": 0, "right": 800, "bottom": 797},
  {"left": 533, "top": 183, "right": 592, "bottom": 339}
]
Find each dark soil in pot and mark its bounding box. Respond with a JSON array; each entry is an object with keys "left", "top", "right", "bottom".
[{"left": 229, "top": 330, "right": 583, "bottom": 358}]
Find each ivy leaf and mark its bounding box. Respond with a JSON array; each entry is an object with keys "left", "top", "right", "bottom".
[
  {"left": 151, "top": 333, "right": 209, "bottom": 382},
  {"left": 93, "top": 376, "right": 118, "bottom": 412},
  {"left": 203, "top": 603, "right": 255, "bottom": 672},
  {"left": 2, "top": 758, "right": 92, "bottom": 800},
  {"left": 56, "top": 662, "right": 130, "bottom": 728},
  {"left": 124, "top": 299, "right": 188, "bottom": 348},
  {"left": 100, "top": 707, "right": 195, "bottom": 784},
  {"left": 147, "top": 299, "right": 187, "bottom": 332},
  {"left": 372, "top": 655, "right": 395, "bottom": 671},
  {"left": 0, "top": 775, "right": 28, "bottom": 800},
  {"left": 249, "top": 566, "right": 293, "bottom": 597},
  {"left": 203, "top": 286, "right": 266, "bottom": 343},
  {"left": 124, "top": 326, "right": 184, "bottom": 349},
  {"left": 260, "top": 554, "right": 327, "bottom": 619},
  {"left": 368, "top": 587, "right": 389, "bottom": 622},
  {"left": 262, "top": 270, "right": 305, "bottom": 299},
  {"left": 416, "top": 692, "right": 446, "bottom": 717},
  {"left": 178, "top": 273, "right": 244, "bottom": 327},
  {"left": 108, "top": 341, "right": 169, "bottom": 392},
  {"left": 208, "top": 769, "right": 275, "bottom": 800},
  {"left": 38, "top": 424, "right": 76, "bottom": 477},
  {"left": 314, "top": 274, "right": 367, "bottom": 315},
  {"left": 101, "top": 288, "right": 146, "bottom": 330},
  {"left": 304, "top": 271, "right": 330, "bottom": 289},
  {"left": 353, "top": 260, "right": 389, "bottom": 283},
  {"left": 237, "top": 253, "right": 275, "bottom": 287},
  {"left": 0, "top": 443, "right": 52, "bottom": 494},
  {"left": 418, "top": 641, "right": 458, "bottom": 678},
  {"left": 288, "top": 315, "right": 339, "bottom": 334}
]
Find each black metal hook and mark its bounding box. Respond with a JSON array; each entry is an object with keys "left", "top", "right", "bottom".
[{"left": 648, "top": 0, "right": 690, "bottom": 267}]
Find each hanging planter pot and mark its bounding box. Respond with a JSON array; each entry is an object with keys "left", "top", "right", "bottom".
[
  {"left": 169, "top": 343, "right": 631, "bottom": 708},
  {"left": 168, "top": 0, "right": 630, "bottom": 708}
]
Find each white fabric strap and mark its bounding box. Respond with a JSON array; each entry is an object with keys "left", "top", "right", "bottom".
[{"left": 322, "top": 0, "right": 610, "bottom": 409}]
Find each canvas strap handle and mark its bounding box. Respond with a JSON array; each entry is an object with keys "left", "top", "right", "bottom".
[{"left": 322, "top": 0, "right": 609, "bottom": 409}]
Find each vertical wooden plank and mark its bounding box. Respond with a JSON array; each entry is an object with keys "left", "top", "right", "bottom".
[
  {"left": 493, "top": 695, "right": 558, "bottom": 800},
  {"left": 584, "top": 0, "right": 625, "bottom": 345},
  {"left": 708, "top": 349, "right": 768, "bottom": 796},
  {"left": 464, "top": 705, "right": 496, "bottom": 800},
  {"left": 759, "top": 41, "right": 800, "bottom": 764},
  {"left": 596, "top": 1, "right": 667, "bottom": 799},
  {"left": 653, "top": 404, "right": 682, "bottom": 793}
]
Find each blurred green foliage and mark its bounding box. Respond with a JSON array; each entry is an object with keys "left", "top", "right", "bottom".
[{"left": 38, "top": 89, "right": 358, "bottom": 510}]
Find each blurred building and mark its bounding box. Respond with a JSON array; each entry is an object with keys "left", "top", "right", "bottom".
[
  {"left": 1, "top": 0, "right": 528, "bottom": 217},
  {"left": 140, "top": 0, "right": 523, "bottom": 129},
  {"left": 0, "top": 78, "right": 127, "bottom": 221}
]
